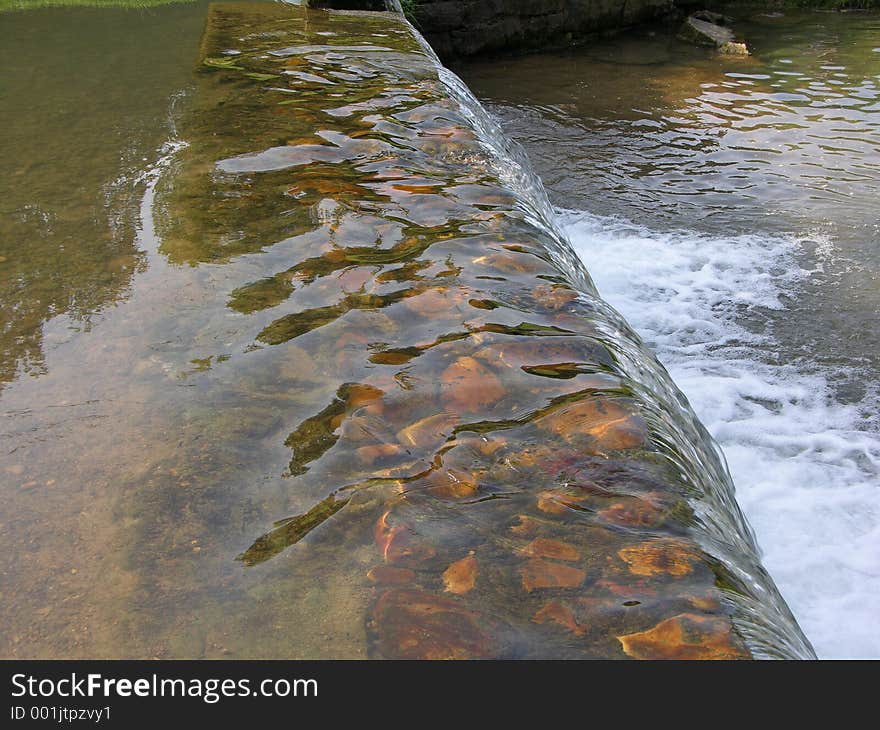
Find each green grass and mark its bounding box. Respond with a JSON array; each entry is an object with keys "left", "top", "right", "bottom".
[{"left": 0, "top": 0, "right": 193, "bottom": 11}]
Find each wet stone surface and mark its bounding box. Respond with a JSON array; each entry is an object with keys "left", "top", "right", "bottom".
[{"left": 151, "top": 2, "right": 815, "bottom": 659}]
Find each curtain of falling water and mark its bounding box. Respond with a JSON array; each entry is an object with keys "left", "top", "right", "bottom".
[
  {"left": 380, "top": 0, "right": 815, "bottom": 659},
  {"left": 156, "top": 3, "right": 817, "bottom": 658}
]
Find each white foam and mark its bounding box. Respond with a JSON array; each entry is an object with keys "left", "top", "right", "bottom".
[{"left": 561, "top": 209, "right": 880, "bottom": 659}]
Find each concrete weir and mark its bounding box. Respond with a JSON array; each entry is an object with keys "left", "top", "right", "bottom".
[{"left": 159, "top": 2, "right": 814, "bottom": 658}]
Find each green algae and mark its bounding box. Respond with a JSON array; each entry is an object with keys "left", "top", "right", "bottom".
[
  {"left": 0, "top": 0, "right": 192, "bottom": 10},
  {"left": 238, "top": 493, "right": 350, "bottom": 566}
]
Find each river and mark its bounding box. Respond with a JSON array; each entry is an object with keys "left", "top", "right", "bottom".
[{"left": 0, "top": 2, "right": 874, "bottom": 658}]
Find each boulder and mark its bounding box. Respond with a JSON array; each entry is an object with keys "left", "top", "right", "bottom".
[
  {"left": 678, "top": 14, "right": 749, "bottom": 55},
  {"left": 411, "top": 0, "right": 677, "bottom": 60},
  {"left": 691, "top": 9, "right": 735, "bottom": 26}
]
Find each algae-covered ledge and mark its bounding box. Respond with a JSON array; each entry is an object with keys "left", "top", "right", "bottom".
[{"left": 143, "top": 1, "right": 817, "bottom": 658}]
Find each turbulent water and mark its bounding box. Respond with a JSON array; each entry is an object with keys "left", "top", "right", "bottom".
[{"left": 459, "top": 9, "right": 880, "bottom": 658}]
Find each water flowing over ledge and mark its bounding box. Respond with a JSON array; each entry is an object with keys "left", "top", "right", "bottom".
[{"left": 148, "top": 2, "right": 814, "bottom": 658}]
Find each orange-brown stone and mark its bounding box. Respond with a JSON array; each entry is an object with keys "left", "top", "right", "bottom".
[
  {"left": 536, "top": 490, "right": 587, "bottom": 515},
  {"left": 521, "top": 559, "right": 586, "bottom": 592},
  {"left": 374, "top": 511, "right": 436, "bottom": 565},
  {"left": 537, "top": 399, "right": 647, "bottom": 451},
  {"left": 532, "top": 601, "right": 587, "bottom": 636},
  {"left": 532, "top": 283, "right": 579, "bottom": 311},
  {"left": 345, "top": 383, "right": 384, "bottom": 410},
  {"left": 521, "top": 538, "right": 580, "bottom": 562},
  {"left": 403, "top": 287, "right": 468, "bottom": 317},
  {"left": 618, "top": 539, "right": 700, "bottom": 577},
  {"left": 617, "top": 613, "right": 749, "bottom": 660},
  {"left": 443, "top": 553, "right": 478, "bottom": 595},
  {"left": 357, "top": 443, "right": 402, "bottom": 465},
  {"left": 425, "top": 467, "right": 479, "bottom": 499},
  {"left": 510, "top": 515, "right": 541, "bottom": 536},
  {"left": 472, "top": 251, "right": 546, "bottom": 276},
  {"left": 367, "top": 565, "right": 416, "bottom": 585},
  {"left": 689, "top": 593, "right": 723, "bottom": 612},
  {"left": 440, "top": 356, "right": 505, "bottom": 412},
  {"left": 372, "top": 589, "right": 490, "bottom": 659},
  {"left": 598, "top": 499, "right": 665, "bottom": 528},
  {"left": 396, "top": 412, "right": 458, "bottom": 448}
]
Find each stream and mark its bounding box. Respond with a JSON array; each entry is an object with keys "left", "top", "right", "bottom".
[{"left": 0, "top": 2, "right": 875, "bottom": 658}]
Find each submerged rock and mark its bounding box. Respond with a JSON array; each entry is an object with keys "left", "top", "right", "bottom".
[
  {"left": 678, "top": 13, "right": 749, "bottom": 55},
  {"left": 162, "top": 2, "right": 813, "bottom": 660}
]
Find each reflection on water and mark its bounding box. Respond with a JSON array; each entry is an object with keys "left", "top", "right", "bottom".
[
  {"left": 1, "top": 2, "right": 812, "bottom": 658},
  {"left": 0, "top": 3, "right": 209, "bottom": 388},
  {"left": 0, "top": 2, "right": 213, "bottom": 657},
  {"left": 458, "top": 10, "right": 880, "bottom": 657},
  {"left": 457, "top": 12, "right": 880, "bottom": 231}
]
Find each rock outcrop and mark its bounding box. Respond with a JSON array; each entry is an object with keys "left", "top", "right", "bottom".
[
  {"left": 409, "top": 0, "right": 677, "bottom": 60},
  {"left": 678, "top": 11, "right": 749, "bottom": 55}
]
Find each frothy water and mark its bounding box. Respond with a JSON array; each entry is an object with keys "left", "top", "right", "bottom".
[{"left": 562, "top": 210, "right": 880, "bottom": 658}]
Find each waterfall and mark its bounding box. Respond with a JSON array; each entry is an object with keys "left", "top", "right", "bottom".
[
  {"left": 165, "top": 1, "right": 816, "bottom": 658},
  {"left": 379, "top": 3, "right": 816, "bottom": 659}
]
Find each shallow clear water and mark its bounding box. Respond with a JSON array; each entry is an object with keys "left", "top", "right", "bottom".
[{"left": 459, "top": 9, "right": 880, "bottom": 658}]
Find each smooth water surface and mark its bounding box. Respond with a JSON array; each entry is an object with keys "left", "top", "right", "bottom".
[{"left": 458, "top": 8, "right": 880, "bottom": 658}]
